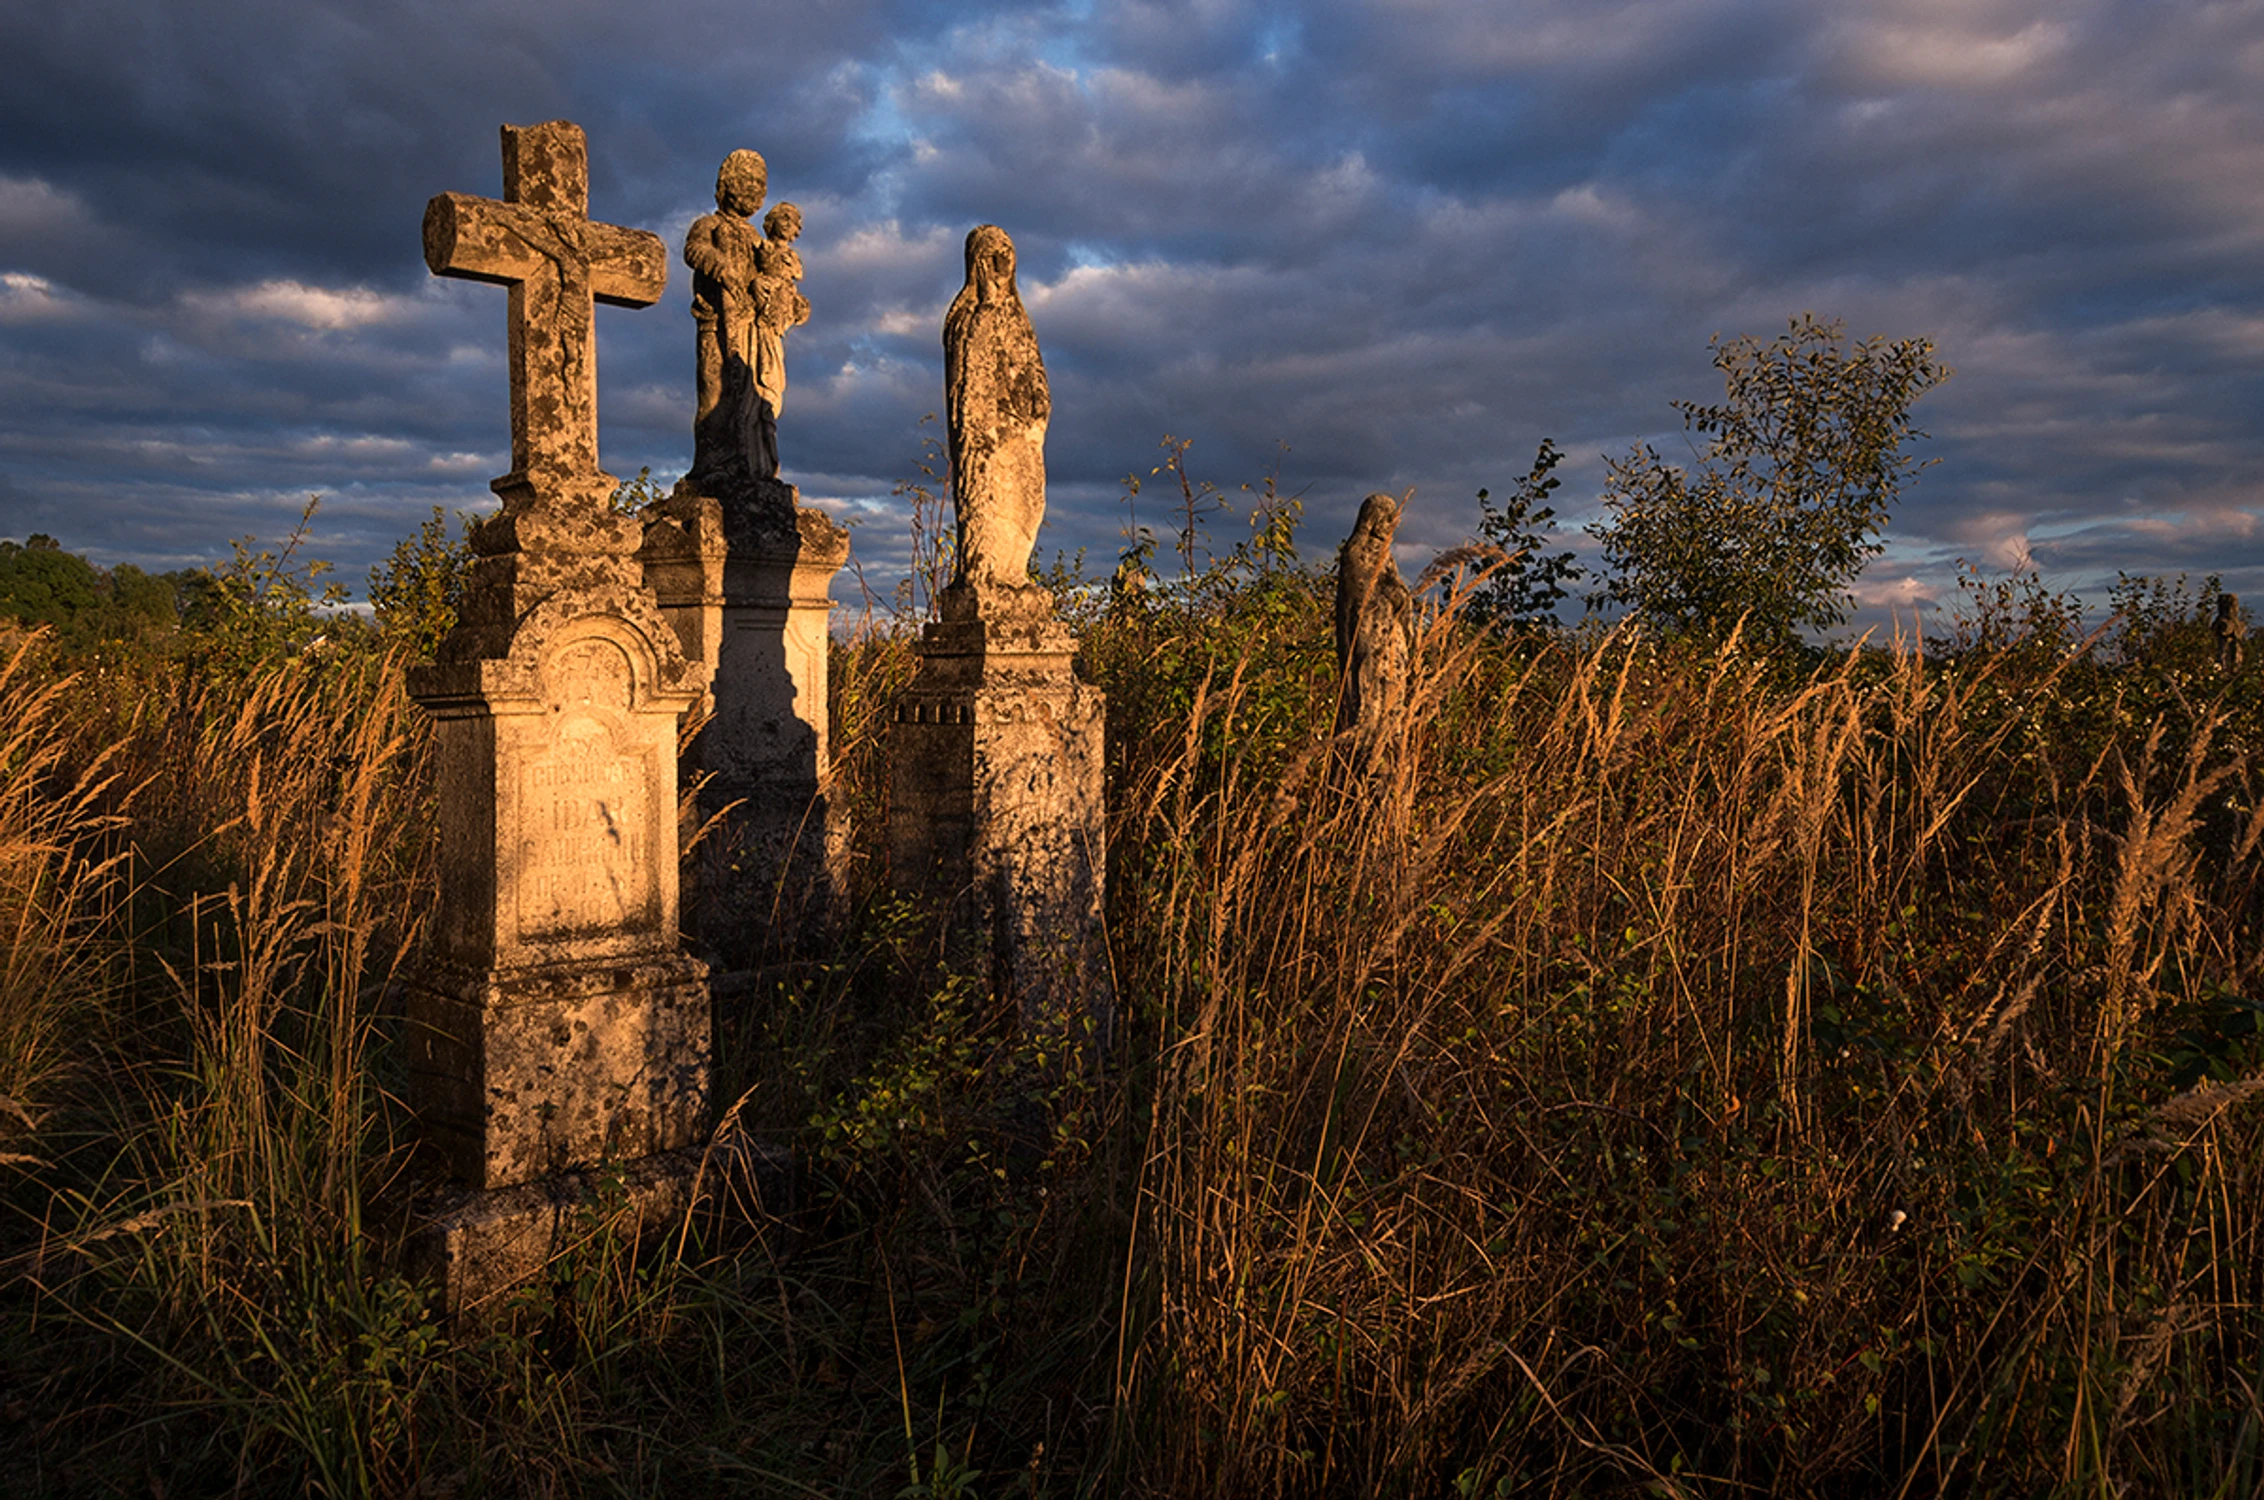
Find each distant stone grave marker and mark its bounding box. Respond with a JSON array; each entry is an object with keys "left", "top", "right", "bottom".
[
  {"left": 1335, "top": 490, "right": 1413, "bottom": 766},
  {"left": 2215, "top": 592, "right": 2246, "bottom": 672}
]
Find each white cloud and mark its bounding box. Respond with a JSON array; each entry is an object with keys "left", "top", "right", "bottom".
[
  {"left": 1851, "top": 571, "right": 1939, "bottom": 608},
  {"left": 1546, "top": 183, "right": 1642, "bottom": 232},
  {"left": 826, "top": 219, "right": 956, "bottom": 278},
  {"left": 288, "top": 432, "right": 422, "bottom": 462},
  {"left": 1943, "top": 510, "right": 2038, "bottom": 571},
  {"left": 1835, "top": 15, "right": 2073, "bottom": 89},
  {"left": 182, "top": 278, "right": 405, "bottom": 331},
  {"left": 0, "top": 174, "right": 91, "bottom": 240},
  {"left": 1364, "top": 0, "right": 1743, "bottom": 75},
  {"left": 0, "top": 270, "right": 73, "bottom": 324},
  {"left": 2123, "top": 505, "right": 2261, "bottom": 545}
]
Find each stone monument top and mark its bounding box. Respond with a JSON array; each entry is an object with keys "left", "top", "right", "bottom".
[
  {"left": 422, "top": 121, "right": 667, "bottom": 515},
  {"left": 684, "top": 149, "right": 810, "bottom": 507},
  {"left": 642, "top": 152, "right": 848, "bottom": 961},
  {"left": 943, "top": 224, "right": 1051, "bottom": 620}
]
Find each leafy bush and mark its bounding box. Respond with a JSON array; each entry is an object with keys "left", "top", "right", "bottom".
[
  {"left": 1464, "top": 437, "right": 1583, "bottom": 629},
  {"left": 368, "top": 506, "right": 473, "bottom": 660},
  {"left": 1591, "top": 315, "right": 1949, "bottom": 646},
  {"left": 177, "top": 497, "right": 357, "bottom": 672}
]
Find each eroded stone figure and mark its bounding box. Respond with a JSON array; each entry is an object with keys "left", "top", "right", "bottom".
[
  {"left": 2215, "top": 592, "right": 2246, "bottom": 671},
  {"left": 1335, "top": 492, "right": 1413, "bottom": 735},
  {"left": 944, "top": 225, "right": 1050, "bottom": 598},
  {"left": 685, "top": 149, "right": 775, "bottom": 488}
]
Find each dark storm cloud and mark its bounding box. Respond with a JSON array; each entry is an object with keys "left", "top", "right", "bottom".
[
  {"left": 0, "top": 0, "right": 932, "bottom": 297},
  {"left": 1, "top": 0, "right": 2260, "bottom": 628}
]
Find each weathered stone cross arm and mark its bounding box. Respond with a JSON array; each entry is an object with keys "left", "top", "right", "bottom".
[{"left": 423, "top": 120, "right": 666, "bottom": 508}]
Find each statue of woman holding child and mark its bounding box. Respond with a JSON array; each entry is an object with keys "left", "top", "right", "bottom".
[{"left": 685, "top": 149, "right": 807, "bottom": 488}]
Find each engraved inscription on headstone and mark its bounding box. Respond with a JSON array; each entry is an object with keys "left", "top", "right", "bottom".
[
  {"left": 510, "top": 638, "right": 658, "bottom": 941},
  {"left": 515, "top": 725, "right": 655, "bottom": 941}
]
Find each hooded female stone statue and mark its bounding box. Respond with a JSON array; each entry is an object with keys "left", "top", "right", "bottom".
[
  {"left": 943, "top": 224, "right": 1050, "bottom": 599},
  {"left": 1335, "top": 492, "right": 1412, "bottom": 736}
]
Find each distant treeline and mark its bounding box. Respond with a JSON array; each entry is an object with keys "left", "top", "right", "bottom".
[
  {"left": 0, "top": 532, "right": 194, "bottom": 647},
  {"left": 0, "top": 497, "right": 409, "bottom": 671}
]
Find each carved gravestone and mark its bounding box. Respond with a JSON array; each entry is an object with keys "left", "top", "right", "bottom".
[
  {"left": 889, "top": 226, "right": 1110, "bottom": 1038},
  {"left": 405, "top": 121, "right": 711, "bottom": 1312},
  {"left": 640, "top": 149, "right": 848, "bottom": 964}
]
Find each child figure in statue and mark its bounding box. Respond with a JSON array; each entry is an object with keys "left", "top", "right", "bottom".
[{"left": 751, "top": 202, "right": 810, "bottom": 478}]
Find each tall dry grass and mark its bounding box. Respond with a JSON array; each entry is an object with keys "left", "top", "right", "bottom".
[
  {"left": 1, "top": 576, "right": 2258, "bottom": 1497},
  {"left": 1105, "top": 600, "right": 2264, "bottom": 1496},
  {"left": 0, "top": 633, "right": 131, "bottom": 1169},
  {"left": 6, "top": 646, "right": 446, "bottom": 1493}
]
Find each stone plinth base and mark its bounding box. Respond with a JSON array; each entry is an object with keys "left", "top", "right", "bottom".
[
  {"left": 402, "top": 1142, "right": 791, "bottom": 1320},
  {"left": 641, "top": 478, "right": 850, "bottom": 962},
  {"left": 888, "top": 587, "right": 1111, "bottom": 1038},
  {"left": 406, "top": 495, "right": 714, "bottom": 1188},
  {"left": 406, "top": 955, "right": 710, "bottom": 1191}
]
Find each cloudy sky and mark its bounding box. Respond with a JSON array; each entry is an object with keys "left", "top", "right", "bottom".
[{"left": 3, "top": 0, "right": 2261, "bottom": 631}]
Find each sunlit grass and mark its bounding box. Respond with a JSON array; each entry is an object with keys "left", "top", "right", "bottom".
[{"left": 0, "top": 570, "right": 2257, "bottom": 1496}]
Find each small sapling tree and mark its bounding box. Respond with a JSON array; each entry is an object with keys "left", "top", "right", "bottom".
[
  {"left": 181, "top": 496, "right": 353, "bottom": 670},
  {"left": 1465, "top": 437, "right": 1584, "bottom": 629},
  {"left": 1589, "top": 315, "right": 1948, "bottom": 646}
]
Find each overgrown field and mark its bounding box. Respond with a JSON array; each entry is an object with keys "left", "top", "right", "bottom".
[{"left": 1, "top": 555, "right": 2259, "bottom": 1498}]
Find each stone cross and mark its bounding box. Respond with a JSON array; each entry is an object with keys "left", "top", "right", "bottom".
[
  {"left": 423, "top": 121, "right": 667, "bottom": 507},
  {"left": 405, "top": 121, "right": 712, "bottom": 1315}
]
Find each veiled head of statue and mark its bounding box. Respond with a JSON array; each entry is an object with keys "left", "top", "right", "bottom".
[{"left": 964, "top": 225, "right": 1018, "bottom": 301}]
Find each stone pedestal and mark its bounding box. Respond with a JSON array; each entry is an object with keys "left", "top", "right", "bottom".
[
  {"left": 405, "top": 502, "right": 713, "bottom": 1307},
  {"left": 403, "top": 1137, "right": 794, "bottom": 1320},
  {"left": 404, "top": 1148, "right": 703, "bottom": 1320},
  {"left": 889, "top": 585, "right": 1111, "bottom": 1037},
  {"left": 640, "top": 477, "right": 850, "bottom": 965}
]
